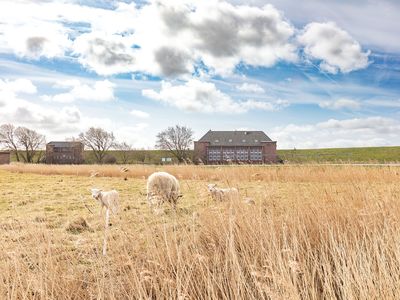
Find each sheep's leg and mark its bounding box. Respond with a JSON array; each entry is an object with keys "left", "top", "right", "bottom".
[{"left": 103, "top": 208, "right": 110, "bottom": 256}]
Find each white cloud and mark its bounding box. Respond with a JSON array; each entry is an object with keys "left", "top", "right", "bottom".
[
  {"left": 142, "top": 79, "right": 288, "bottom": 113},
  {"left": 236, "top": 83, "right": 265, "bottom": 93},
  {"left": 0, "top": 0, "right": 298, "bottom": 77},
  {"left": 72, "top": 33, "right": 137, "bottom": 76},
  {"left": 271, "top": 116, "right": 400, "bottom": 149},
  {"left": 319, "top": 98, "right": 361, "bottom": 110},
  {"left": 0, "top": 78, "right": 37, "bottom": 95},
  {"left": 42, "top": 80, "right": 115, "bottom": 103},
  {"left": 298, "top": 22, "right": 370, "bottom": 74},
  {"left": 130, "top": 109, "right": 150, "bottom": 118},
  {"left": 0, "top": 79, "right": 82, "bottom": 134}
]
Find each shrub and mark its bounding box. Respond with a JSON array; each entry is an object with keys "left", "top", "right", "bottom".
[{"left": 103, "top": 154, "right": 117, "bottom": 164}]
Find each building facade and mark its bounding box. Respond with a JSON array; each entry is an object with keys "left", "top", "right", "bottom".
[
  {"left": 194, "top": 130, "right": 278, "bottom": 164},
  {"left": 46, "top": 141, "right": 84, "bottom": 164},
  {"left": 0, "top": 151, "right": 11, "bottom": 164}
]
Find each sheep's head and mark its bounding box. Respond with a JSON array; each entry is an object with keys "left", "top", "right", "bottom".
[
  {"left": 207, "top": 184, "right": 217, "bottom": 192},
  {"left": 91, "top": 188, "right": 102, "bottom": 201}
]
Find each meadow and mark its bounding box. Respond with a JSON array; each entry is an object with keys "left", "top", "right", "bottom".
[
  {"left": 9, "top": 145, "right": 400, "bottom": 164},
  {"left": 1, "top": 164, "right": 400, "bottom": 299}
]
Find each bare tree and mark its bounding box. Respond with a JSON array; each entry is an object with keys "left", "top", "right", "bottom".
[
  {"left": 79, "top": 127, "right": 115, "bottom": 164},
  {"left": 155, "top": 125, "right": 193, "bottom": 163},
  {"left": 0, "top": 124, "right": 20, "bottom": 161},
  {"left": 115, "top": 142, "right": 132, "bottom": 164},
  {"left": 15, "top": 127, "right": 46, "bottom": 163}
]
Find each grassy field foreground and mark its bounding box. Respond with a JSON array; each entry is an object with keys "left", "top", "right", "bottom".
[{"left": 1, "top": 164, "right": 400, "bottom": 299}]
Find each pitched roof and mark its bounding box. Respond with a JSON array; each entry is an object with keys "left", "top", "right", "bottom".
[
  {"left": 47, "top": 141, "right": 83, "bottom": 148},
  {"left": 197, "top": 130, "right": 273, "bottom": 146}
]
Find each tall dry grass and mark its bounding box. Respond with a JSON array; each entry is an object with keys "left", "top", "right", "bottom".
[{"left": 1, "top": 165, "right": 400, "bottom": 299}]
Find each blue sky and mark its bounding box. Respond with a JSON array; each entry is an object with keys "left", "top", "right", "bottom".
[{"left": 0, "top": 0, "right": 399, "bottom": 149}]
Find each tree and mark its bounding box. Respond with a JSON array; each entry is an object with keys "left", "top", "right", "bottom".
[
  {"left": 155, "top": 125, "right": 193, "bottom": 163},
  {"left": 0, "top": 124, "right": 20, "bottom": 161},
  {"left": 15, "top": 127, "right": 46, "bottom": 163},
  {"left": 115, "top": 142, "right": 133, "bottom": 164},
  {"left": 79, "top": 127, "right": 115, "bottom": 164}
]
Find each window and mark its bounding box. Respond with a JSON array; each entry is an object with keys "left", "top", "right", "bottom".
[
  {"left": 242, "top": 139, "right": 246, "bottom": 142},
  {"left": 208, "top": 148, "right": 221, "bottom": 161},
  {"left": 236, "top": 147, "right": 248, "bottom": 161},
  {"left": 228, "top": 139, "right": 232, "bottom": 142},
  {"left": 254, "top": 139, "right": 258, "bottom": 143},
  {"left": 250, "top": 147, "right": 262, "bottom": 161},
  {"left": 222, "top": 148, "right": 235, "bottom": 161},
  {"left": 215, "top": 139, "right": 219, "bottom": 143}
]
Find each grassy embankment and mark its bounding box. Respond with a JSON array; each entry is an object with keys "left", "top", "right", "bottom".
[{"left": 9, "top": 146, "right": 400, "bottom": 164}]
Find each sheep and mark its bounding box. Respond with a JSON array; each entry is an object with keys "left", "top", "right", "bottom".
[
  {"left": 90, "top": 188, "right": 119, "bottom": 256},
  {"left": 207, "top": 183, "right": 240, "bottom": 201},
  {"left": 147, "top": 171, "right": 181, "bottom": 210},
  {"left": 91, "top": 188, "right": 119, "bottom": 215}
]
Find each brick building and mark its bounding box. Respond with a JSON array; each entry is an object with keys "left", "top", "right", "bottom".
[
  {"left": 0, "top": 151, "right": 11, "bottom": 164},
  {"left": 194, "top": 130, "right": 278, "bottom": 164},
  {"left": 46, "top": 141, "right": 84, "bottom": 164}
]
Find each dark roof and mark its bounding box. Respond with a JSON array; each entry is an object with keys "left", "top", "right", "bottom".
[
  {"left": 47, "top": 141, "right": 83, "bottom": 148},
  {"left": 197, "top": 130, "right": 274, "bottom": 146}
]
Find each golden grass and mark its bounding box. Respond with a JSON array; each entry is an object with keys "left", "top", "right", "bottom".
[{"left": 1, "top": 164, "right": 400, "bottom": 299}]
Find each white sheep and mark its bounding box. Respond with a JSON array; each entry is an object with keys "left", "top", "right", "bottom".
[
  {"left": 90, "top": 188, "right": 119, "bottom": 256},
  {"left": 91, "top": 188, "right": 119, "bottom": 215},
  {"left": 207, "top": 183, "right": 239, "bottom": 201},
  {"left": 147, "top": 172, "right": 181, "bottom": 210}
]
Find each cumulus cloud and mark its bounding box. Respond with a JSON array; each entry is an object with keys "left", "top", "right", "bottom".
[
  {"left": 236, "top": 83, "right": 265, "bottom": 93},
  {"left": 130, "top": 109, "right": 150, "bottom": 118},
  {"left": 142, "top": 79, "right": 288, "bottom": 113},
  {"left": 0, "top": 20, "right": 71, "bottom": 59},
  {"left": 271, "top": 117, "right": 400, "bottom": 149},
  {"left": 0, "top": 79, "right": 83, "bottom": 133},
  {"left": 42, "top": 80, "right": 115, "bottom": 103},
  {"left": 319, "top": 98, "right": 361, "bottom": 110},
  {"left": 0, "top": 0, "right": 374, "bottom": 77},
  {"left": 72, "top": 33, "right": 137, "bottom": 76},
  {"left": 298, "top": 22, "right": 370, "bottom": 74}
]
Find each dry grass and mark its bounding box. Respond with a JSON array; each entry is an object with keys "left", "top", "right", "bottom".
[{"left": 1, "top": 164, "right": 400, "bottom": 299}]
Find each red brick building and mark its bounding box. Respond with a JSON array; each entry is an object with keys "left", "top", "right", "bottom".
[
  {"left": 0, "top": 151, "right": 11, "bottom": 164},
  {"left": 194, "top": 130, "right": 278, "bottom": 164},
  {"left": 46, "top": 141, "right": 84, "bottom": 164}
]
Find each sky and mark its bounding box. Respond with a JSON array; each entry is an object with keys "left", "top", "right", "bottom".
[{"left": 0, "top": 0, "right": 399, "bottom": 149}]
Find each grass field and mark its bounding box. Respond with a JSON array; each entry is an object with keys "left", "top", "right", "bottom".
[
  {"left": 9, "top": 146, "right": 400, "bottom": 164},
  {"left": 1, "top": 164, "right": 400, "bottom": 299}
]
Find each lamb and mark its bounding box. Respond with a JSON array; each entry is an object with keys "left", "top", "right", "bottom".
[
  {"left": 90, "top": 188, "right": 119, "bottom": 256},
  {"left": 146, "top": 171, "right": 181, "bottom": 210},
  {"left": 207, "top": 183, "right": 240, "bottom": 201},
  {"left": 91, "top": 188, "right": 119, "bottom": 215}
]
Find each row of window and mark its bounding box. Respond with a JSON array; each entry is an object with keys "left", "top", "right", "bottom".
[
  {"left": 53, "top": 154, "right": 76, "bottom": 160},
  {"left": 208, "top": 148, "right": 263, "bottom": 161}
]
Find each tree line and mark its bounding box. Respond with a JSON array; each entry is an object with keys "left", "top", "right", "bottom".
[{"left": 0, "top": 124, "right": 194, "bottom": 164}]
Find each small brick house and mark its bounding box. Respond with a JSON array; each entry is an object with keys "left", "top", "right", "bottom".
[
  {"left": 46, "top": 141, "right": 84, "bottom": 164},
  {"left": 0, "top": 151, "right": 11, "bottom": 164},
  {"left": 194, "top": 130, "right": 278, "bottom": 164}
]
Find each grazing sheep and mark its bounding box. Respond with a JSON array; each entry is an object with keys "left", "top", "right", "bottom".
[
  {"left": 91, "top": 188, "right": 119, "bottom": 214},
  {"left": 147, "top": 172, "right": 181, "bottom": 210},
  {"left": 207, "top": 184, "right": 240, "bottom": 201}
]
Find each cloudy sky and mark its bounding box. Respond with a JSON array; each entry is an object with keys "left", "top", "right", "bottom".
[{"left": 0, "top": 0, "right": 399, "bottom": 149}]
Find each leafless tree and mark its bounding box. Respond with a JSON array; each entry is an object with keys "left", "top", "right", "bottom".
[
  {"left": 15, "top": 127, "right": 46, "bottom": 163},
  {"left": 115, "top": 142, "right": 132, "bottom": 164},
  {"left": 79, "top": 127, "right": 115, "bottom": 164},
  {"left": 0, "top": 124, "right": 20, "bottom": 161},
  {"left": 155, "top": 125, "right": 193, "bottom": 163}
]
